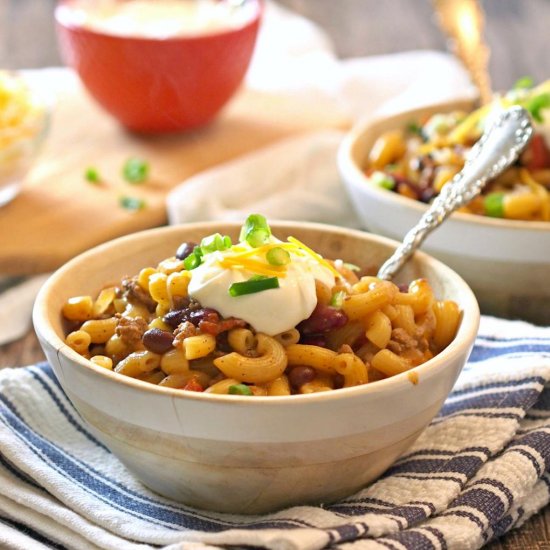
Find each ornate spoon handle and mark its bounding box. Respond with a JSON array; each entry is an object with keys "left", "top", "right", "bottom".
[{"left": 377, "top": 106, "right": 533, "bottom": 281}]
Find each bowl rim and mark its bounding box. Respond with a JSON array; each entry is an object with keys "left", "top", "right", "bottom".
[
  {"left": 338, "top": 99, "right": 550, "bottom": 233},
  {"left": 54, "top": 0, "right": 263, "bottom": 43},
  {"left": 33, "top": 221, "right": 480, "bottom": 406}
]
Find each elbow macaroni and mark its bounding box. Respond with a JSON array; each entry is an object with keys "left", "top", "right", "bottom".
[{"left": 62, "top": 247, "right": 461, "bottom": 395}]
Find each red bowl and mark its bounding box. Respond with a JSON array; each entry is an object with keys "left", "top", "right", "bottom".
[{"left": 55, "top": 0, "right": 262, "bottom": 133}]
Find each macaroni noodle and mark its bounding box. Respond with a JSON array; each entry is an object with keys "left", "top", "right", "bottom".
[{"left": 62, "top": 219, "right": 461, "bottom": 396}]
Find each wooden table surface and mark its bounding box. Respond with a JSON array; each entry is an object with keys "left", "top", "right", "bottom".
[{"left": 1, "top": 1, "right": 549, "bottom": 548}]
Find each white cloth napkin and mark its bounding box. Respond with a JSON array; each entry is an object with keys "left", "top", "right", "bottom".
[
  {"left": 167, "top": 130, "right": 358, "bottom": 226},
  {"left": 2, "top": 317, "right": 550, "bottom": 549},
  {"left": 166, "top": 1, "right": 476, "bottom": 225}
]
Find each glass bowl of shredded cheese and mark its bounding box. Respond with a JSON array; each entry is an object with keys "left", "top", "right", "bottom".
[{"left": 0, "top": 70, "right": 49, "bottom": 207}]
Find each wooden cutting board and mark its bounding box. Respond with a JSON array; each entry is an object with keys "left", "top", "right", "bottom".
[{"left": 0, "top": 78, "right": 348, "bottom": 275}]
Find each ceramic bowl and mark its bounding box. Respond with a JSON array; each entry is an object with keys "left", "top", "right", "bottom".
[
  {"left": 33, "top": 222, "right": 479, "bottom": 514},
  {"left": 338, "top": 100, "right": 550, "bottom": 325},
  {"left": 55, "top": 0, "right": 262, "bottom": 133}
]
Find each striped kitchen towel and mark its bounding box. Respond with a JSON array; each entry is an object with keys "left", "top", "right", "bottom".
[{"left": 1, "top": 315, "right": 550, "bottom": 550}]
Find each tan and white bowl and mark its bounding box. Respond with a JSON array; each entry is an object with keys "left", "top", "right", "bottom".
[
  {"left": 338, "top": 100, "right": 550, "bottom": 325},
  {"left": 33, "top": 222, "right": 479, "bottom": 514}
]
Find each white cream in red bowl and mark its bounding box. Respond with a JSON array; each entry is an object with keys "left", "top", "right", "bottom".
[{"left": 33, "top": 219, "right": 479, "bottom": 513}]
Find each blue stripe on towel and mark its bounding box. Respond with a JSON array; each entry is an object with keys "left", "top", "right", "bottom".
[{"left": 469, "top": 344, "right": 550, "bottom": 362}]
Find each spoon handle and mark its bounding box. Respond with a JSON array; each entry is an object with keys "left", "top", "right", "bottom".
[{"left": 377, "top": 106, "right": 533, "bottom": 281}]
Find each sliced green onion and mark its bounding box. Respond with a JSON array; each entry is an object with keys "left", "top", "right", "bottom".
[
  {"left": 343, "top": 262, "right": 361, "bottom": 272},
  {"left": 200, "top": 233, "right": 232, "bottom": 254},
  {"left": 524, "top": 92, "right": 550, "bottom": 123},
  {"left": 330, "top": 290, "right": 346, "bottom": 308},
  {"left": 122, "top": 157, "right": 149, "bottom": 184},
  {"left": 229, "top": 276, "right": 279, "bottom": 297},
  {"left": 85, "top": 166, "right": 101, "bottom": 183},
  {"left": 228, "top": 384, "right": 253, "bottom": 396},
  {"left": 119, "top": 196, "right": 146, "bottom": 211},
  {"left": 370, "top": 171, "right": 395, "bottom": 190},
  {"left": 513, "top": 76, "right": 534, "bottom": 90},
  {"left": 239, "top": 214, "right": 271, "bottom": 247},
  {"left": 183, "top": 246, "right": 203, "bottom": 270},
  {"left": 406, "top": 121, "right": 422, "bottom": 135},
  {"left": 266, "top": 247, "right": 290, "bottom": 266},
  {"left": 484, "top": 192, "right": 505, "bottom": 218}
]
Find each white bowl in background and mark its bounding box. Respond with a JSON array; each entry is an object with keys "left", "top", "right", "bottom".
[{"left": 338, "top": 100, "right": 550, "bottom": 325}]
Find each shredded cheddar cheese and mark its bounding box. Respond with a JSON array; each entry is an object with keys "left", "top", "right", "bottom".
[
  {"left": 219, "top": 257, "right": 288, "bottom": 278},
  {"left": 287, "top": 236, "right": 341, "bottom": 278}
]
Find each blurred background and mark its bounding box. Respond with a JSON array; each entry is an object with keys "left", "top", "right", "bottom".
[{"left": 0, "top": 0, "right": 548, "bottom": 90}]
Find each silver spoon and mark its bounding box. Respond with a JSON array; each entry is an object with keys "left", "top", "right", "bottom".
[{"left": 377, "top": 105, "right": 533, "bottom": 281}]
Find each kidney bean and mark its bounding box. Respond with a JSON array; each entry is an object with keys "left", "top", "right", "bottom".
[
  {"left": 189, "top": 307, "right": 219, "bottom": 326},
  {"left": 142, "top": 328, "right": 174, "bottom": 354},
  {"left": 300, "top": 334, "right": 327, "bottom": 347},
  {"left": 163, "top": 308, "right": 190, "bottom": 329},
  {"left": 288, "top": 366, "right": 316, "bottom": 388},
  {"left": 419, "top": 187, "right": 437, "bottom": 203},
  {"left": 175, "top": 241, "right": 197, "bottom": 260},
  {"left": 298, "top": 304, "right": 348, "bottom": 335}
]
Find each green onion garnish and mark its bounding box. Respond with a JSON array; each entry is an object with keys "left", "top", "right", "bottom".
[
  {"left": 523, "top": 92, "right": 550, "bottom": 123},
  {"left": 85, "top": 166, "right": 101, "bottom": 184},
  {"left": 484, "top": 192, "right": 505, "bottom": 218},
  {"left": 239, "top": 214, "right": 271, "bottom": 247},
  {"left": 406, "top": 121, "right": 423, "bottom": 135},
  {"left": 122, "top": 157, "right": 149, "bottom": 184},
  {"left": 228, "top": 384, "right": 253, "bottom": 396},
  {"left": 200, "top": 233, "right": 232, "bottom": 254},
  {"left": 330, "top": 290, "right": 346, "bottom": 308},
  {"left": 229, "top": 276, "right": 279, "bottom": 297},
  {"left": 343, "top": 262, "right": 361, "bottom": 272},
  {"left": 119, "top": 196, "right": 146, "bottom": 211},
  {"left": 183, "top": 246, "right": 203, "bottom": 270},
  {"left": 513, "top": 76, "right": 535, "bottom": 90},
  {"left": 266, "top": 247, "right": 290, "bottom": 266},
  {"left": 370, "top": 171, "right": 395, "bottom": 190}
]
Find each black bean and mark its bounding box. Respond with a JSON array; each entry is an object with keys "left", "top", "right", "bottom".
[
  {"left": 142, "top": 328, "right": 174, "bottom": 354},
  {"left": 298, "top": 304, "right": 348, "bottom": 334},
  {"left": 288, "top": 366, "right": 316, "bottom": 388},
  {"left": 175, "top": 241, "right": 198, "bottom": 260}
]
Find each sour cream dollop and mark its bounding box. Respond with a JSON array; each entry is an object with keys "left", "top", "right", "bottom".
[
  {"left": 57, "top": 0, "right": 259, "bottom": 39},
  {"left": 187, "top": 240, "right": 335, "bottom": 336}
]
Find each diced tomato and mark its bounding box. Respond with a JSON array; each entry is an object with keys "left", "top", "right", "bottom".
[
  {"left": 524, "top": 134, "right": 550, "bottom": 170},
  {"left": 183, "top": 378, "right": 204, "bottom": 392}
]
